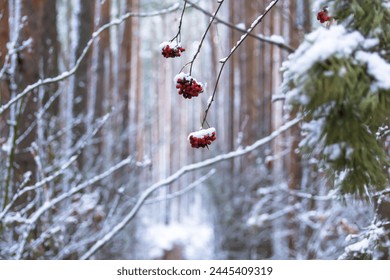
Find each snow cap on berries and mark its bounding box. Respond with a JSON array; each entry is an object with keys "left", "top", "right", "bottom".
[
  {"left": 188, "top": 127, "right": 216, "bottom": 148},
  {"left": 174, "top": 72, "right": 204, "bottom": 99},
  {"left": 160, "top": 41, "right": 185, "bottom": 58}
]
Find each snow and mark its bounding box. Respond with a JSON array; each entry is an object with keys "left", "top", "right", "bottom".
[
  {"left": 282, "top": 22, "right": 390, "bottom": 109},
  {"left": 1, "top": 139, "right": 11, "bottom": 153},
  {"left": 355, "top": 51, "right": 390, "bottom": 90},
  {"left": 142, "top": 223, "right": 213, "bottom": 259},
  {"left": 219, "top": 57, "right": 227, "bottom": 63},
  {"left": 362, "top": 38, "right": 379, "bottom": 49},
  {"left": 346, "top": 238, "right": 369, "bottom": 252},
  {"left": 207, "top": 96, "right": 213, "bottom": 106},
  {"left": 299, "top": 119, "right": 325, "bottom": 148},
  {"left": 283, "top": 25, "right": 365, "bottom": 78},
  {"left": 323, "top": 144, "right": 342, "bottom": 161},
  {"left": 159, "top": 41, "right": 181, "bottom": 49},
  {"left": 235, "top": 22, "right": 245, "bottom": 29},
  {"left": 344, "top": 224, "right": 385, "bottom": 257},
  {"left": 174, "top": 72, "right": 189, "bottom": 81},
  {"left": 174, "top": 72, "right": 203, "bottom": 86},
  {"left": 323, "top": 143, "right": 352, "bottom": 161},
  {"left": 265, "top": 0, "right": 277, "bottom": 12},
  {"left": 338, "top": 66, "right": 347, "bottom": 76},
  {"left": 269, "top": 34, "right": 285, "bottom": 44},
  {"left": 188, "top": 127, "right": 216, "bottom": 140}
]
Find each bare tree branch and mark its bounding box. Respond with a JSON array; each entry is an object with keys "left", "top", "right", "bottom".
[
  {"left": 201, "top": 0, "right": 280, "bottom": 127},
  {"left": 0, "top": 2, "right": 180, "bottom": 115},
  {"left": 185, "top": 0, "right": 295, "bottom": 53}
]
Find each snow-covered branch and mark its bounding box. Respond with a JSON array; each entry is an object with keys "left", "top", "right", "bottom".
[
  {"left": 15, "top": 155, "right": 150, "bottom": 259},
  {"left": 145, "top": 169, "right": 216, "bottom": 205},
  {"left": 185, "top": 0, "right": 294, "bottom": 53},
  {"left": 0, "top": 2, "right": 180, "bottom": 115},
  {"left": 80, "top": 116, "right": 300, "bottom": 259}
]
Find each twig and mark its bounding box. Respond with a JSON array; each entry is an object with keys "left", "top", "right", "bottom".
[
  {"left": 186, "top": 0, "right": 294, "bottom": 53},
  {"left": 170, "top": 2, "right": 187, "bottom": 43},
  {"left": 145, "top": 169, "right": 216, "bottom": 204},
  {"left": 181, "top": 0, "right": 225, "bottom": 75},
  {"left": 201, "top": 0, "right": 280, "bottom": 127}
]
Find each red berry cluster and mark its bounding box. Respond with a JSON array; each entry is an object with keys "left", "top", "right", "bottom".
[
  {"left": 176, "top": 75, "right": 204, "bottom": 99},
  {"left": 161, "top": 44, "right": 185, "bottom": 58},
  {"left": 317, "top": 10, "right": 330, "bottom": 23},
  {"left": 188, "top": 128, "right": 216, "bottom": 149}
]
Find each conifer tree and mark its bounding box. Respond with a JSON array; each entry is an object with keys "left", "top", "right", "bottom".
[{"left": 282, "top": 0, "right": 390, "bottom": 197}]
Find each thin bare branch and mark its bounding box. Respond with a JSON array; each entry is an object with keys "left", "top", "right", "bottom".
[
  {"left": 201, "top": 0, "right": 280, "bottom": 127},
  {"left": 182, "top": 0, "right": 225, "bottom": 75}
]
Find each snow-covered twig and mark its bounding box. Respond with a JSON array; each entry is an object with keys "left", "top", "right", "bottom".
[
  {"left": 0, "top": 113, "right": 110, "bottom": 220},
  {"left": 54, "top": 233, "right": 102, "bottom": 260},
  {"left": 248, "top": 203, "right": 301, "bottom": 227},
  {"left": 181, "top": 0, "right": 225, "bottom": 75},
  {"left": 186, "top": 0, "right": 294, "bottom": 53},
  {"left": 80, "top": 116, "right": 300, "bottom": 259},
  {"left": 15, "top": 89, "right": 62, "bottom": 145},
  {"left": 374, "top": 188, "right": 390, "bottom": 198},
  {"left": 0, "top": 38, "right": 33, "bottom": 79},
  {"left": 170, "top": 2, "right": 187, "bottom": 43},
  {"left": 0, "top": 155, "right": 77, "bottom": 221},
  {"left": 201, "top": 0, "right": 280, "bottom": 127},
  {"left": 145, "top": 169, "right": 216, "bottom": 204},
  {"left": 0, "top": 2, "right": 180, "bottom": 115}
]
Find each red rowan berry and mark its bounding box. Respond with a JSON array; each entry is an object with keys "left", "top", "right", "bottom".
[
  {"left": 188, "top": 128, "right": 216, "bottom": 149},
  {"left": 160, "top": 41, "right": 186, "bottom": 58}
]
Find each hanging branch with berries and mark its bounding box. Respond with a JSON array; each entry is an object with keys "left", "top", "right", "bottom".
[
  {"left": 160, "top": 0, "right": 280, "bottom": 150},
  {"left": 174, "top": 0, "right": 226, "bottom": 149},
  {"left": 160, "top": 2, "right": 187, "bottom": 58},
  {"left": 172, "top": 0, "right": 226, "bottom": 101}
]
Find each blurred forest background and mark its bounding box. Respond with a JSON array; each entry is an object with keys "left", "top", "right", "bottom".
[{"left": 0, "top": 0, "right": 387, "bottom": 259}]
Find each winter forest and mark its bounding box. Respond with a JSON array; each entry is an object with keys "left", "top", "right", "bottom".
[{"left": 0, "top": 0, "right": 389, "bottom": 260}]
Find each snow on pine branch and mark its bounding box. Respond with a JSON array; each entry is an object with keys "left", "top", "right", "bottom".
[
  {"left": 80, "top": 116, "right": 301, "bottom": 259},
  {"left": 339, "top": 221, "right": 387, "bottom": 259},
  {"left": 0, "top": 2, "right": 180, "bottom": 115}
]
